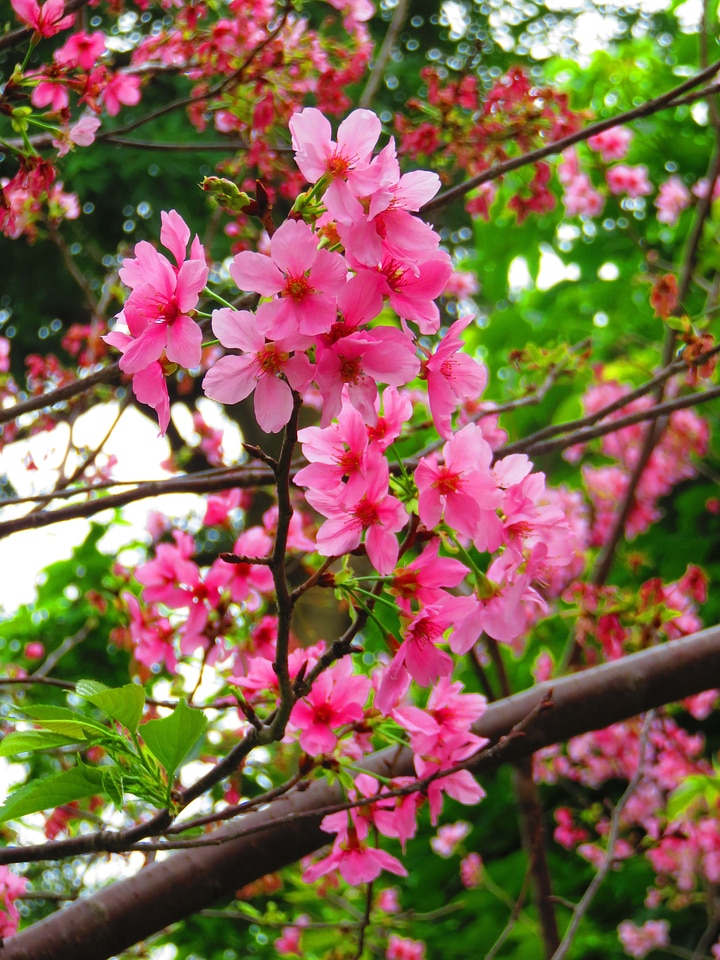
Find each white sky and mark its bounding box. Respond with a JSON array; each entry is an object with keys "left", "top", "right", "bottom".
[{"left": 0, "top": 402, "right": 240, "bottom": 614}]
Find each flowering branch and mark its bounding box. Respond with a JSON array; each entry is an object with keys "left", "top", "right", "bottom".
[
  {"left": 423, "top": 57, "right": 720, "bottom": 212},
  {"left": 2, "top": 626, "right": 720, "bottom": 958}
]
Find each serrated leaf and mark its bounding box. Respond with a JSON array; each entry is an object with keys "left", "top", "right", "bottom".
[
  {"left": 141, "top": 700, "right": 208, "bottom": 780},
  {"left": 21, "top": 705, "right": 109, "bottom": 735},
  {"left": 0, "top": 763, "right": 106, "bottom": 823},
  {"left": 103, "top": 767, "right": 124, "bottom": 809},
  {"left": 76, "top": 680, "right": 145, "bottom": 733},
  {"left": 0, "top": 730, "right": 84, "bottom": 757}
]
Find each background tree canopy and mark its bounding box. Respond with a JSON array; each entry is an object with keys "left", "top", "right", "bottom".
[{"left": 2, "top": 1, "right": 720, "bottom": 959}]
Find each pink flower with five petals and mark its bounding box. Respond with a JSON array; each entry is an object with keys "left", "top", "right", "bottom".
[
  {"left": 202, "top": 308, "right": 314, "bottom": 433},
  {"left": 229, "top": 218, "right": 346, "bottom": 338},
  {"left": 110, "top": 210, "right": 207, "bottom": 376}
]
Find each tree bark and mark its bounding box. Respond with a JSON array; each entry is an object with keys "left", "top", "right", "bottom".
[{"left": 4, "top": 625, "right": 720, "bottom": 960}]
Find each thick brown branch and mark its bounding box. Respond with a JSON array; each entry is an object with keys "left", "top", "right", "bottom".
[{"left": 4, "top": 625, "right": 720, "bottom": 960}]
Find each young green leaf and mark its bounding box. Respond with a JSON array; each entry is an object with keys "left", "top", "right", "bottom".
[
  {"left": 75, "top": 679, "right": 146, "bottom": 733},
  {"left": 21, "top": 704, "right": 109, "bottom": 737},
  {"left": 140, "top": 700, "right": 208, "bottom": 781},
  {"left": 0, "top": 763, "right": 106, "bottom": 824},
  {"left": 0, "top": 730, "right": 85, "bottom": 758}
]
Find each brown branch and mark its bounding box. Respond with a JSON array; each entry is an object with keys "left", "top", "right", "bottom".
[
  {"left": 509, "top": 383, "right": 720, "bottom": 460},
  {"left": 422, "top": 58, "right": 720, "bottom": 213},
  {"left": 0, "top": 464, "right": 275, "bottom": 539},
  {"left": 514, "top": 756, "right": 559, "bottom": 957},
  {"left": 498, "top": 345, "right": 720, "bottom": 458},
  {"left": 358, "top": 0, "right": 409, "bottom": 109},
  {"left": 0, "top": 363, "right": 122, "bottom": 427},
  {"left": 4, "top": 625, "right": 720, "bottom": 959}
]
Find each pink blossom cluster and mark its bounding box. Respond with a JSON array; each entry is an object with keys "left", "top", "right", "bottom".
[
  {"left": 386, "top": 935, "right": 425, "bottom": 960},
  {"left": 566, "top": 377, "right": 709, "bottom": 544},
  {"left": 558, "top": 149, "right": 604, "bottom": 218},
  {"left": 0, "top": 158, "right": 79, "bottom": 241},
  {"left": 105, "top": 210, "right": 209, "bottom": 434},
  {"left": 127, "top": 3, "right": 373, "bottom": 210},
  {"left": 536, "top": 712, "right": 720, "bottom": 909},
  {"left": 112, "top": 107, "right": 586, "bottom": 891},
  {"left": 397, "top": 66, "right": 583, "bottom": 223},
  {"left": 617, "top": 919, "right": 669, "bottom": 958},
  {"left": 203, "top": 108, "right": 460, "bottom": 438},
  {"left": 0, "top": 866, "right": 27, "bottom": 939},
  {"left": 654, "top": 175, "right": 691, "bottom": 226}
]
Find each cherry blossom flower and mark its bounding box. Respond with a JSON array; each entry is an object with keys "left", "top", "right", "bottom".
[
  {"left": 202, "top": 308, "right": 314, "bottom": 433},
  {"left": 655, "top": 175, "right": 690, "bottom": 225},
  {"left": 390, "top": 539, "right": 469, "bottom": 611},
  {"left": 315, "top": 325, "right": 419, "bottom": 425},
  {"left": 101, "top": 72, "right": 142, "bottom": 116},
  {"left": 10, "top": 0, "right": 74, "bottom": 37},
  {"left": 53, "top": 113, "right": 101, "bottom": 157},
  {"left": 431, "top": 820, "right": 471, "bottom": 857},
  {"left": 357, "top": 253, "right": 452, "bottom": 334},
  {"left": 289, "top": 657, "right": 371, "bottom": 755},
  {"left": 290, "top": 107, "right": 383, "bottom": 222},
  {"left": 386, "top": 935, "right": 425, "bottom": 960},
  {"left": 303, "top": 835, "right": 407, "bottom": 885},
  {"left": 617, "top": 919, "right": 670, "bottom": 958},
  {"left": 606, "top": 164, "right": 652, "bottom": 198},
  {"left": 303, "top": 449, "right": 408, "bottom": 574},
  {"left": 414, "top": 423, "right": 503, "bottom": 548},
  {"left": 230, "top": 218, "right": 346, "bottom": 338},
  {"left": 54, "top": 30, "right": 105, "bottom": 69},
  {"left": 415, "top": 741, "right": 486, "bottom": 824},
  {"left": 0, "top": 866, "right": 28, "bottom": 939},
  {"left": 460, "top": 852, "right": 483, "bottom": 888},
  {"left": 110, "top": 210, "right": 207, "bottom": 377},
  {"left": 423, "top": 316, "right": 488, "bottom": 439},
  {"left": 587, "top": 126, "right": 632, "bottom": 162}
]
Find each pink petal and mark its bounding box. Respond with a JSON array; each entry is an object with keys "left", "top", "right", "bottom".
[
  {"left": 132, "top": 362, "right": 170, "bottom": 434},
  {"left": 336, "top": 109, "right": 381, "bottom": 163},
  {"left": 165, "top": 314, "right": 203, "bottom": 368},
  {"left": 119, "top": 323, "right": 167, "bottom": 374},
  {"left": 202, "top": 355, "right": 257, "bottom": 404},
  {"left": 160, "top": 210, "right": 190, "bottom": 267},
  {"left": 270, "top": 219, "right": 319, "bottom": 276},
  {"left": 175, "top": 259, "right": 209, "bottom": 313},
  {"left": 211, "top": 308, "right": 264, "bottom": 352},
  {"left": 254, "top": 375, "right": 293, "bottom": 433},
  {"left": 230, "top": 251, "right": 284, "bottom": 296},
  {"left": 290, "top": 107, "right": 333, "bottom": 182}
]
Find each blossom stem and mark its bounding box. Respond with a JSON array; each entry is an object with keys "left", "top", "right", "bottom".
[{"left": 202, "top": 287, "right": 235, "bottom": 309}]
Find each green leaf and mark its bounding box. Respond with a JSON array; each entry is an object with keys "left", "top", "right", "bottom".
[
  {"left": 75, "top": 679, "right": 146, "bottom": 734},
  {"left": 667, "top": 775, "right": 720, "bottom": 820},
  {"left": 103, "top": 767, "right": 125, "bottom": 809},
  {"left": 0, "top": 730, "right": 85, "bottom": 757},
  {"left": 22, "top": 704, "right": 109, "bottom": 730},
  {"left": 18, "top": 705, "right": 108, "bottom": 740},
  {"left": 141, "top": 700, "right": 208, "bottom": 780},
  {"left": 0, "top": 763, "right": 106, "bottom": 823}
]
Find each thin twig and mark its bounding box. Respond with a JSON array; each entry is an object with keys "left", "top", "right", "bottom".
[
  {"left": 484, "top": 865, "right": 532, "bottom": 960},
  {"left": 358, "top": 0, "right": 409, "bottom": 109},
  {"left": 550, "top": 711, "right": 656, "bottom": 960}
]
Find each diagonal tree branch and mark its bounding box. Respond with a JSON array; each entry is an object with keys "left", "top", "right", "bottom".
[
  {"left": 422, "top": 58, "right": 720, "bottom": 213},
  {"left": 3, "top": 625, "right": 720, "bottom": 960}
]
